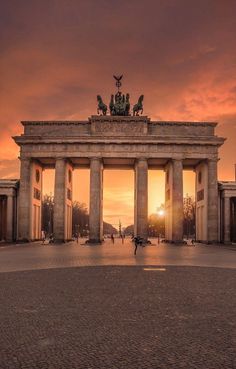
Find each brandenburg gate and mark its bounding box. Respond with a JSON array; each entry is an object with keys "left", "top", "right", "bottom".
[{"left": 13, "top": 77, "right": 225, "bottom": 243}]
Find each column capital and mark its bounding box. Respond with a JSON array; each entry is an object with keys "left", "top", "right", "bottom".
[
  {"left": 19, "top": 157, "right": 31, "bottom": 162},
  {"left": 172, "top": 158, "right": 183, "bottom": 162},
  {"left": 207, "top": 158, "right": 219, "bottom": 163},
  {"left": 135, "top": 158, "right": 148, "bottom": 167},
  {"left": 90, "top": 157, "right": 103, "bottom": 162},
  {"left": 137, "top": 157, "right": 147, "bottom": 162},
  {"left": 55, "top": 157, "right": 66, "bottom": 161}
]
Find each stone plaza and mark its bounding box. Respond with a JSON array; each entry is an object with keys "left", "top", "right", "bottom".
[{"left": 0, "top": 239, "right": 236, "bottom": 369}]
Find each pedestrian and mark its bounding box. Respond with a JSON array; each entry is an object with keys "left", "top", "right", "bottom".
[
  {"left": 121, "top": 234, "right": 124, "bottom": 244},
  {"left": 41, "top": 230, "right": 46, "bottom": 245},
  {"left": 111, "top": 233, "right": 114, "bottom": 244},
  {"left": 191, "top": 238, "right": 195, "bottom": 246},
  {"left": 134, "top": 236, "right": 140, "bottom": 255},
  {"left": 76, "top": 232, "right": 79, "bottom": 244}
]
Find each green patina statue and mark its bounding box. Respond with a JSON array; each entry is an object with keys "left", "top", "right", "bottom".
[
  {"left": 133, "top": 95, "right": 144, "bottom": 116},
  {"left": 96, "top": 76, "right": 144, "bottom": 117},
  {"left": 97, "top": 95, "right": 107, "bottom": 115}
]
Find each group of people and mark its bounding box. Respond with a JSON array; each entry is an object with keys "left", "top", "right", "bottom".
[{"left": 41, "top": 230, "right": 54, "bottom": 244}]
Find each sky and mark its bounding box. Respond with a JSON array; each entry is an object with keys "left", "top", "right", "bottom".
[{"left": 0, "top": 0, "right": 236, "bottom": 226}]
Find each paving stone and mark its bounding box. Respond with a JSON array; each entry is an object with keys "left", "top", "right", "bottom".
[{"left": 0, "top": 265, "right": 236, "bottom": 368}]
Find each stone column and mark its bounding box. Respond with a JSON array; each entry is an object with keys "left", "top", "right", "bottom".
[
  {"left": 6, "top": 194, "right": 14, "bottom": 242},
  {"left": 172, "top": 159, "right": 183, "bottom": 242},
  {"left": 88, "top": 158, "right": 103, "bottom": 243},
  {"left": 134, "top": 158, "right": 148, "bottom": 240},
  {"left": 54, "top": 158, "right": 67, "bottom": 243},
  {"left": 207, "top": 159, "right": 218, "bottom": 243},
  {"left": 18, "top": 158, "right": 31, "bottom": 241},
  {"left": 223, "top": 196, "right": 231, "bottom": 243}
]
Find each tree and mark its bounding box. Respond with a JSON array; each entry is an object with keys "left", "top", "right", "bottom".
[
  {"left": 183, "top": 195, "right": 195, "bottom": 238},
  {"left": 42, "top": 194, "right": 54, "bottom": 234},
  {"left": 148, "top": 204, "right": 165, "bottom": 237},
  {"left": 42, "top": 196, "right": 117, "bottom": 237},
  {"left": 72, "top": 201, "right": 89, "bottom": 236}
]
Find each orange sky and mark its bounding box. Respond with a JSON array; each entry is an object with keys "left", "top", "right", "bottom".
[{"left": 0, "top": 0, "right": 236, "bottom": 226}]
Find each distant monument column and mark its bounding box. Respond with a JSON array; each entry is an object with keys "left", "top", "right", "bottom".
[
  {"left": 88, "top": 158, "right": 103, "bottom": 243},
  {"left": 18, "top": 158, "right": 31, "bottom": 241},
  {"left": 6, "top": 194, "right": 14, "bottom": 242},
  {"left": 134, "top": 158, "right": 148, "bottom": 240},
  {"left": 54, "top": 158, "right": 73, "bottom": 242},
  {"left": 165, "top": 159, "right": 183, "bottom": 242},
  {"left": 207, "top": 159, "right": 218, "bottom": 242},
  {"left": 223, "top": 196, "right": 231, "bottom": 243}
]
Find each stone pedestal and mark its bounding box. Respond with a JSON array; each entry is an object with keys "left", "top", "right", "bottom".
[
  {"left": 134, "top": 158, "right": 148, "bottom": 240},
  {"left": 6, "top": 195, "right": 14, "bottom": 242},
  {"left": 207, "top": 159, "right": 218, "bottom": 243},
  {"left": 88, "top": 158, "right": 103, "bottom": 243},
  {"left": 18, "top": 158, "right": 31, "bottom": 241}
]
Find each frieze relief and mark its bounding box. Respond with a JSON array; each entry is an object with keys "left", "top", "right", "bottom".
[
  {"left": 21, "top": 142, "right": 217, "bottom": 158},
  {"left": 91, "top": 121, "right": 147, "bottom": 135}
]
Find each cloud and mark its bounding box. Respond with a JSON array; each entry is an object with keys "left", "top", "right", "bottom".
[{"left": 1, "top": 0, "right": 236, "bottom": 225}]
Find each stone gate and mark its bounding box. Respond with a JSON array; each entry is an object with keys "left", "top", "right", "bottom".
[{"left": 13, "top": 115, "right": 225, "bottom": 243}]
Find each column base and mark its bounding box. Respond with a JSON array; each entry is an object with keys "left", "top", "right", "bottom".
[
  {"left": 6, "top": 238, "right": 13, "bottom": 243},
  {"left": 53, "top": 239, "right": 65, "bottom": 244},
  {"left": 166, "top": 240, "right": 184, "bottom": 244},
  {"left": 206, "top": 240, "right": 220, "bottom": 244},
  {"left": 16, "top": 238, "right": 30, "bottom": 243},
  {"left": 85, "top": 239, "right": 103, "bottom": 245}
]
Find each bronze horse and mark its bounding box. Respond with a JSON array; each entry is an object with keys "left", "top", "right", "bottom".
[
  {"left": 97, "top": 95, "right": 107, "bottom": 115},
  {"left": 133, "top": 95, "right": 144, "bottom": 116}
]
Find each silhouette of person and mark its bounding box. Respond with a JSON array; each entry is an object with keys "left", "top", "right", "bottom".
[
  {"left": 134, "top": 236, "right": 140, "bottom": 255},
  {"left": 41, "top": 230, "right": 46, "bottom": 245},
  {"left": 111, "top": 234, "right": 114, "bottom": 244}
]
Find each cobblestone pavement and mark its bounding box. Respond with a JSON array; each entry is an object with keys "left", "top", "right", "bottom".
[
  {"left": 0, "top": 265, "right": 236, "bottom": 369},
  {"left": 0, "top": 238, "right": 236, "bottom": 273},
  {"left": 1, "top": 240, "right": 236, "bottom": 368}
]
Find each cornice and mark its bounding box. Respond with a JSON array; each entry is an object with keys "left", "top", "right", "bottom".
[
  {"left": 21, "top": 121, "right": 89, "bottom": 126},
  {"left": 12, "top": 135, "right": 225, "bottom": 146},
  {"left": 21, "top": 119, "right": 217, "bottom": 127}
]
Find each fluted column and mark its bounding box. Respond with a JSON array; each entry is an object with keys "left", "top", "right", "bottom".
[
  {"left": 88, "top": 158, "right": 103, "bottom": 243},
  {"left": 6, "top": 195, "right": 14, "bottom": 242},
  {"left": 172, "top": 159, "right": 183, "bottom": 242},
  {"left": 18, "top": 158, "right": 31, "bottom": 241},
  {"left": 223, "top": 196, "right": 231, "bottom": 243},
  {"left": 54, "top": 158, "right": 67, "bottom": 243},
  {"left": 207, "top": 159, "right": 218, "bottom": 242},
  {"left": 134, "top": 158, "right": 148, "bottom": 240}
]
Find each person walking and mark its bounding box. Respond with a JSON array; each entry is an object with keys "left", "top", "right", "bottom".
[
  {"left": 134, "top": 236, "right": 140, "bottom": 255},
  {"left": 111, "top": 233, "right": 114, "bottom": 244},
  {"left": 191, "top": 238, "right": 195, "bottom": 246},
  {"left": 76, "top": 232, "right": 79, "bottom": 244},
  {"left": 41, "top": 230, "right": 46, "bottom": 245}
]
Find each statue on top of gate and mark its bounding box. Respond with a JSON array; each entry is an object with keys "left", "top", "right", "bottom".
[{"left": 96, "top": 75, "right": 144, "bottom": 117}]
